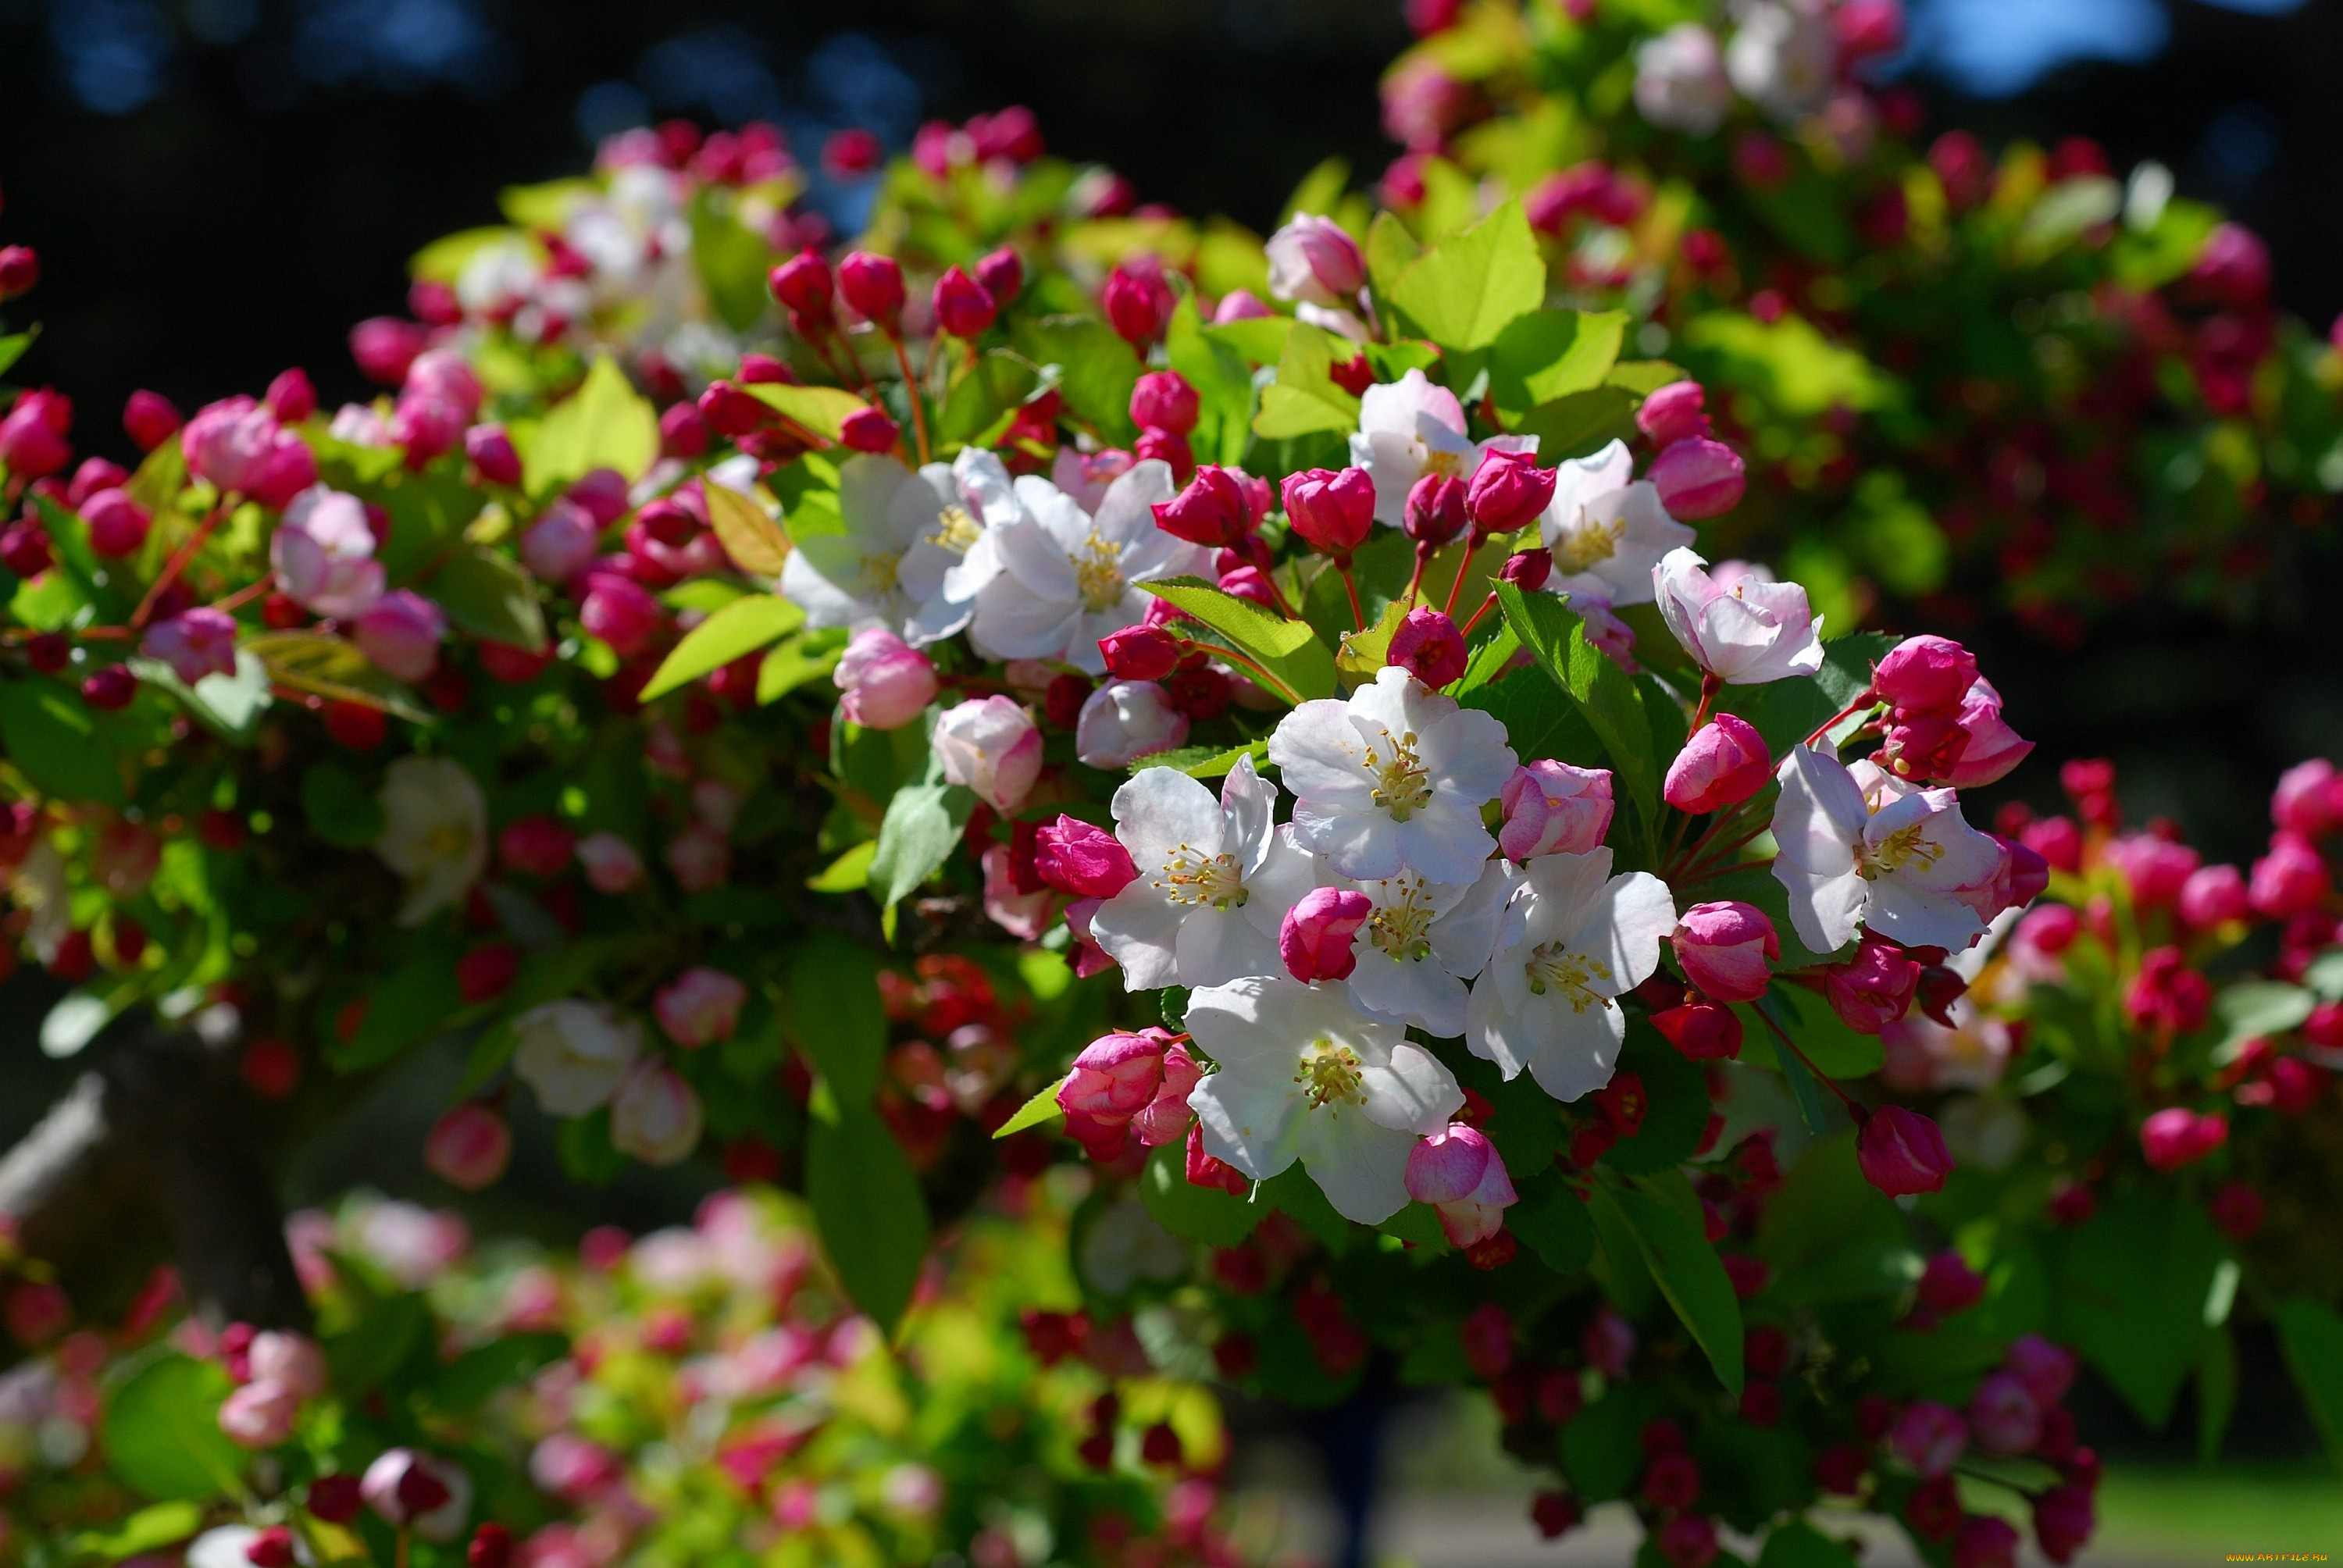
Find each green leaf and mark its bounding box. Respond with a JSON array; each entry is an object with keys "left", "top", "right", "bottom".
[
  {"left": 1756, "top": 1521, "right": 1860, "bottom": 1568},
  {"left": 330, "top": 939, "right": 462, "bottom": 1071},
  {"left": 1012, "top": 315, "right": 1141, "bottom": 443},
  {"left": 1281, "top": 156, "right": 1350, "bottom": 225},
  {"left": 1334, "top": 597, "right": 1408, "bottom": 685},
  {"left": 1142, "top": 576, "right": 1337, "bottom": 704},
  {"left": 130, "top": 650, "right": 271, "bottom": 743},
  {"left": 1165, "top": 298, "right": 1257, "bottom": 467},
  {"left": 425, "top": 546, "right": 547, "bottom": 652},
  {"left": 1201, "top": 316, "right": 1293, "bottom": 368},
  {"left": 867, "top": 782, "right": 976, "bottom": 911},
  {"left": 993, "top": 1076, "right": 1069, "bottom": 1139},
  {"left": 786, "top": 934, "right": 886, "bottom": 1105},
  {"left": 1261, "top": 1165, "right": 1350, "bottom": 1253},
  {"left": 1606, "top": 360, "right": 1687, "bottom": 396},
  {"left": 1514, "top": 387, "right": 1639, "bottom": 461},
  {"left": 1364, "top": 210, "right": 1424, "bottom": 301},
  {"left": 429, "top": 1332, "right": 569, "bottom": 1414},
  {"left": 807, "top": 839, "right": 876, "bottom": 893},
  {"left": 1254, "top": 322, "right": 1363, "bottom": 440},
  {"left": 0, "top": 327, "right": 36, "bottom": 380},
  {"left": 1489, "top": 309, "right": 1628, "bottom": 417},
  {"left": 1599, "top": 1026, "right": 1713, "bottom": 1174},
  {"left": 1678, "top": 311, "right": 1893, "bottom": 418},
  {"left": 689, "top": 188, "right": 774, "bottom": 333},
  {"left": 1132, "top": 740, "right": 1271, "bottom": 780},
  {"left": 1592, "top": 1176, "right": 1745, "bottom": 1395},
  {"left": 1389, "top": 198, "right": 1545, "bottom": 352},
  {"left": 1496, "top": 582, "right": 1655, "bottom": 824},
  {"left": 528, "top": 353, "right": 659, "bottom": 489},
  {"left": 1139, "top": 1142, "right": 1261, "bottom": 1247},
  {"left": 0, "top": 678, "right": 122, "bottom": 803},
  {"left": 2275, "top": 1298, "right": 2343, "bottom": 1475},
  {"left": 640, "top": 594, "right": 804, "bottom": 702},
  {"left": 1560, "top": 1381, "right": 1663, "bottom": 1502},
  {"left": 758, "top": 633, "right": 845, "bottom": 703},
  {"left": 71, "top": 1499, "right": 206, "bottom": 1562},
  {"left": 300, "top": 761, "right": 387, "bottom": 850},
  {"left": 1508, "top": 1174, "right": 1593, "bottom": 1274},
  {"left": 705, "top": 478, "right": 791, "bottom": 577},
  {"left": 808, "top": 1103, "right": 932, "bottom": 1334},
  {"left": 2054, "top": 1191, "right": 2226, "bottom": 1429},
  {"left": 2213, "top": 979, "right": 2314, "bottom": 1058},
  {"left": 2198, "top": 1324, "right": 2238, "bottom": 1464},
  {"left": 745, "top": 383, "right": 872, "bottom": 444},
  {"left": 242, "top": 629, "right": 429, "bottom": 722},
  {"left": 101, "top": 1356, "right": 246, "bottom": 1501},
  {"left": 1752, "top": 993, "right": 1838, "bottom": 1136}
]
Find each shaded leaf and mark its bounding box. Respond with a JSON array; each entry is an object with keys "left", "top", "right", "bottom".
[
  {"left": 101, "top": 1356, "right": 245, "bottom": 1502},
  {"left": 243, "top": 630, "right": 429, "bottom": 722},
  {"left": 867, "top": 782, "right": 975, "bottom": 911},
  {"left": 808, "top": 1103, "right": 932, "bottom": 1334},
  {"left": 786, "top": 933, "right": 886, "bottom": 1104},
  {"left": 0, "top": 678, "right": 122, "bottom": 804},
  {"left": 426, "top": 547, "right": 547, "bottom": 652}
]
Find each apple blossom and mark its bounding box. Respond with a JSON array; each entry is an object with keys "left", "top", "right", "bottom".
[
  {"left": 1968, "top": 1370, "right": 2042, "bottom": 1456},
  {"left": 784, "top": 450, "right": 1012, "bottom": 646},
  {"left": 1653, "top": 549, "right": 1824, "bottom": 684},
  {"left": 1467, "top": 849, "right": 1676, "bottom": 1101},
  {"left": 1499, "top": 760, "right": 1614, "bottom": 860},
  {"left": 1888, "top": 1401, "right": 1967, "bottom": 1479},
  {"left": 1343, "top": 862, "right": 1514, "bottom": 1036},
  {"left": 1404, "top": 1123, "right": 1518, "bottom": 1246},
  {"left": 576, "top": 831, "right": 644, "bottom": 893},
  {"left": 272, "top": 486, "right": 385, "bottom": 618},
  {"left": 1350, "top": 369, "right": 1537, "bottom": 526},
  {"left": 933, "top": 695, "right": 1044, "bottom": 813},
  {"left": 361, "top": 1448, "right": 473, "bottom": 1541},
  {"left": 610, "top": 1061, "right": 704, "bottom": 1165},
  {"left": 511, "top": 1000, "right": 641, "bottom": 1116},
  {"left": 374, "top": 757, "right": 488, "bottom": 926},
  {"left": 1269, "top": 665, "right": 1517, "bottom": 885},
  {"left": 1075, "top": 679, "right": 1189, "bottom": 768},
  {"left": 1089, "top": 756, "right": 1316, "bottom": 989},
  {"left": 519, "top": 498, "right": 601, "bottom": 582},
  {"left": 141, "top": 608, "right": 240, "bottom": 686},
  {"left": 1539, "top": 440, "right": 1693, "bottom": 607},
  {"left": 1634, "top": 23, "right": 1731, "bottom": 134},
  {"left": 655, "top": 968, "right": 747, "bottom": 1047},
  {"left": 1725, "top": 0, "right": 1835, "bottom": 119},
  {"left": 1186, "top": 975, "right": 1464, "bottom": 1224},
  {"left": 353, "top": 589, "right": 444, "bottom": 682},
  {"left": 1771, "top": 747, "right": 2002, "bottom": 954},
  {"left": 218, "top": 1380, "right": 301, "bottom": 1449},
  {"left": 1266, "top": 214, "right": 1368, "bottom": 308},
  {"left": 833, "top": 628, "right": 940, "bottom": 729},
  {"left": 968, "top": 460, "right": 1206, "bottom": 672}
]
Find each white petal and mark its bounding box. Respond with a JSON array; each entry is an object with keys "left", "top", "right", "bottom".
[
  {"left": 1112, "top": 766, "right": 1225, "bottom": 863},
  {"left": 1291, "top": 1109, "right": 1418, "bottom": 1224},
  {"left": 1089, "top": 886, "right": 1188, "bottom": 991},
  {"left": 1189, "top": 1071, "right": 1299, "bottom": 1182},
  {"left": 1772, "top": 747, "right": 1867, "bottom": 876},
  {"left": 1521, "top": 992, "right": 1627, "bottom": 1103},
  {"left": 1774, "top": 860, "right": 1867, "bottom": 954}
]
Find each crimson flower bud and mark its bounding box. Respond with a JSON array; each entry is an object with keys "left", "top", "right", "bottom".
[
  {"left": 769, "top": 249, "right": 834, "bottom": 323},
  {"left": 1329, "top": 354, "right": 1376, "bottom": 396},
  {"left": 349, "top": 317, "right": 426, "bottom": 386},
  {"left": 244, "top": 1526, "right": 298, "bottom": 1568},
  {"left": 837, "top": 251, "right": 906, "bottom": 330},
  {"left": 1917, "top": 1250, "right": 1985, "bottom": 1313},
  {"left": 1132, "top": 428, "right": 1194, "bottom": 483},
  {"left": 465, "top": 423, "right": 522, "bottom": 486},
  {"left": 1657, "top": 1514, "right": 1718, "bottom": 1568},
  {"left": 1635, "top": 380, "right": 1710, "bottom": 447},
  {"left": 1531, "top": 1491, "right": 1580, "bottom": 1539},
  {"left": 2139, "top": 1107, "right": 2227, "bottom": 1171},
  {"left": 81, "top": 664, "right": 135, "bottom": 711},
  {"left": 498, "top": 814, "right": 576, "bottom": 878},
  {"left": 839, "top": 406, "right": 900, "bottom": 453},
  {"left": 1499, "top": 760, "right": 1613, "bottom": 860},
  {"left": 1032, "top": 814, "right": 1138, "bottom": 898},
  {"left": 0, "top": 521, "right": 53, "bottom": 577},
  {"left": 1648, "top": 437, "right": 1746, "bottom": 519},
  {"left": 581, "top": 574, "right": 666, "bottom": 657},
  {"left": 83, "top": 489, "right": 150, "bottom": 558},
  {"left": 1951, "top": 1516, "right": 2019, "bottom": 1568},
  {"left": 1643, "top": 1451, "right": 1701, "bottom": 1509},
  {"left": 1130, "top": 370, "right": 1200, "bottom": 436},
  {"left": 1890, "top": 1399, "right": 1968, "bottom": 1478},
  {"left": 1825, "top": 935, "right": 1921, "bottom": 1033},
  {"left": 1102, "top": 264, "right": 1172, "bottom": 348},
  {"left": 1099, "top": 624, "right": 1179, "bottom": 682},
  {"left": 1653, "top": 1000, "right": 1742, "bottom": 1060},
  {"left": 455, "top": 943, "right": 519, "bottom": 1003},
  {"left": 1664, "top": 715, "right": 1771, "bottom": 814},
  {"left": 931, "top": 265, "right": 998, "bottom": 338},
  {"left": 697, "top": 380, "right": 771, "bottom": 439},
  {"left": 1499, "top": 548, "right": 1551, "bottom": 591},
  {"left": 1281, "top": 886, "right": 1371, "bottom": 982},
  {"left": 1153, "top": 464, "right": 1260, "bottom": 547},
  {"left": 1873, "top": 634, "right": 1978, "bottom": 715},
  {"left": 265, "top": 367, "right": 316, "bottom": 423},
  {"left": 975, "top": 246, "right": 1025, "bottom": 305},
  {"left": 658, "top": 401, "right": 708, "bottom": 459},
  {"left": 1464, "top": 448, "right": 1557, "bottom": 536},
  {"left": 1857, "top": 1105, "right": 1954, "bottom": 1196},
  {"left": 123, "top": 390, "right": 183, "bottom": 451},
  {"left": 1404, "top": 472, "right": 1470, "bottom": 547},
  {"left": 1671, "top": 901, "right": 1778, "bottom": 1002},
  {"left": 307, "top": 1474, "right": 364, "bottom": 1524},
  {"left": 0, "top": 245, "right": 37, "bottom": 301},
  {"left": 469, "top": 1523, "right": 515, "bottom": 1568},
  {"left": 1387, "top": 607, "right": 1467, "bottom": 687},
  {"left": 1281, "top": 466, "right": 1376, "bottom": 561},
  {"left": 426, "top": 1102, "right": 512, "bottom": 1191}
]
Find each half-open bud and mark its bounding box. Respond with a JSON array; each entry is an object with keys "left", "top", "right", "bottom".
[
  {"left": 1664, "top": 715, "right": 1771, "bottom": 814},
  {"left": 1280, "top": 887, "right": 1371, "bottom": 982},
  {"left": 1671, "top": 901, "right": 1778, "bottom": 1002},
  {"left": 1647, "top": 437, "right": 1745, "bottom": 519}
]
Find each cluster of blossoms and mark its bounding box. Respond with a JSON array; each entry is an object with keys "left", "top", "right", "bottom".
[
  {"left": 0, "top": 1186, "right": 1278, "bottom": 1567},
  {"left": 1368, "top": 0, "right": 2343, "bottom": 637}
]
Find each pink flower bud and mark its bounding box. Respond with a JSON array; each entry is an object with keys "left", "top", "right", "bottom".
[
  {"left": 0, "top": 245, "right": 37, "bottom": 301},
  {"left": 1889, "top": 1400, "right": 1968, "bottom": 1478},
  {"left": 0, "top": 395, "right": 70, "bottom": 479},
  {"left": 1132, "top": 1041, "right": 1203, "bottom": 1147},
  {"left": 1825, "top": 935, "right": 1920, "bottom": 1033},
  {"left": 576, "top": 832, "right": 644, "bottom": 893},
  {"left": 362, "top": 1449, "right": 472, "bottom": 1541},
  {"left": 1387, "top": 607, "right": 1467, "bottom": 687},
  {"left": 1074, "top": 679, "right": 1189, "bottom": 768},
  {"left": 837, "top": 251, "right": 906, "bottom": 330},
  {"left": 2006, "top": 1334, "right": 2077, "bottom": 1404},
  {"left": 1858, "top": 1105, "right": 1953, "bottom": 1196},
  {"left": 1952, "top": 1516, "right": 2020, "bottom": 1568},
  {"left": 1917, "top": 1250, "right": 1985, "bottom": 1313},
  {"left": 247, "top": 1331, "right": 326, "bottom": 1402},
  {"left": 1968, "top": 1370, "right": 2042, "bottom": 1456},
  {"left": 67, "top": 456, "right": 129, "bottom": 508},
  {"left": 1500, "top": 548, "right": 1552, "bottom": 591},
  {"left": 354, "top": 589, "right": 445, "bottom": 682},
  {"left": 839, "top": 406, "right": 900, "bottom": 453},
  {"left": 1407, "top": 1124, "right": 1517, "bottom": 1246},
  {"left": 1499, "top": 760, "right": 1614, "bottom": 859},
  {"left": 82, "top": 489, "right": 152, "bottom": 558},
  {"left": 1060, "top": 1031, "right": 1170, "bottom": 1123},
  {"left": 1130, "top": 371, "right": 1200, "bottom": 437},
  {"left": 2272, "top": 757, "right": 2338, "bottom": 836},
  {"left": 248, "top": 432, "right": 319, "bottom": 509},
  {"left": 582, "top": 574, "right": 666, "bottom": 657},
  {"left": 1647, "top": 437, "right": 1746, "bottom": 519},
  {"left": 2250, "top": 831, "right": 2329, "bottom": 918},
  {"left": 769, "top": 249, "right": 833, "bottom": 322},
  {"left": 350, "top": 318, "right": 428, "bottom": 386},
  {"left": 1099, "top": 624, "right": 1180, "bottom": 682},
  {"left": 123, "top": 390, "right": 183, "bottom": 451},
  {"left": 141, "top": 607, "right": 240, "bottom": 685},
  {"left": 1636, "top": 380, "right": 1710, "bottom": 447},
  {"left": 266, "top": 367, "right": 317, "bottom": 423},
  {"left": 1281, "top": 887, "right": 1372, "bottom": 982},
  {"left": 1153, "top": 464, "right": 1261, "bottom": 548},
  {"left": 1265, "top": 214, "right": 1368, "bottom": 308},
  {"left": 426, "top": 1102, "right": 513, "bottom": 1190},
  {"left": 1835, "top": 0, "right": 1906, "bottom": 60},
  {"left": 219, "top": 1380, "right": 301, "bottom": 1449},
  {"left": 1657, "top": 1515, "right": 1718, "bottom": 1568},
  {"left": 975, "top": 247, "right": 1025, "bottom": 305},
  {"left": 934, "top": 695, "right": 1043, "bottom": 813},
  {"left": 2188, "top": 223, "right": 2271, "bottom": 310},
  {"left": 2178, "top": 863, "right": 2248, "bottom": 928},
  {"left": 833, "top": 629, "right": 939, "bottom": 729},
  {"left": 1103, "top": 264, "right": 1173, "bottom": 348},
  {"left": 1671, "top": 901, "right": 1778, "bottom": 1003},
  {"left": 182, "top": 397, "right": 278, "bottom": 493},
  {"left": 1404, "top": 471, "right": 1469, "bottom": 547},
  {"left": 1464, "top": 448, "right": 1557, "bottom": 536},
  {"left": 931, "top": 265, "right": 998, "bottom": 338},
  {"left": 1664, "top": 715, "right": 1771, "bottom": 814},
  {"left": 1874, "top": 635, "right": 1978, "bottom": 715},
  {"left": 660, "top": 401, "right": 709, "bottom": 459},
  {"left": 1653, "top": 1000, "right": 1742, "bottom": 1060},
  {"left": 0, "top": 519, "right": 51, "bottom": 578},
  {"left": 520, "top": 500, "right": 601, "bottom": 582},
  {"left": 1938, "top": 678, "right": 2031, "bottom": 786},
  {"left": 1278, "top": 466, "right": 1376, "bottom": 561},
  {"left": 2140, "top": 1106, "right": 2227, "bottom": 1171},
  {"left": 465, "top": 423, "right": 522, "bottom": 485},
  {"left": 1033, "top": 814, "right": 1138, "bottom": 898},
  {"left": 654, "top": 967, "right": 747, "bottom": 1048}
]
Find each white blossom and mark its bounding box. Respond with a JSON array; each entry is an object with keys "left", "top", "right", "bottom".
[
  {"left": 1635, "top": 23, "right": 1733, "bottom": 135},
  {"left": 781, "top": 452, "right": 1006, "bottom": 646},
  {"left": 1652, "top": 547, "right": 1824, "bottom": 684},
  {"left": 1539, "top": 440, "right": 1694, "bottom": 608},
  {"left": 374, "top": 757, "right": 487, "bottom": 928},
  {"left": 1342, "top": 861, "right": 1515, "bottom": 1038},
  {"left": 512, "top": 1000, "right": 643, "bottom": 1116},
  {"left": 1725, "top": 0, "right": 1837, "bottom": 120},
  {"left": 1770, "top": 747, "right": 2004, "bottom": 953},
  {"left": 1348, "top": 369, "right": 1537, "bottom": 526}
]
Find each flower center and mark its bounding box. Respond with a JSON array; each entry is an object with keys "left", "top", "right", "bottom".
[
  {"left": 1074, "top": 531, "right": 1125, "bottom": 612},
  {"left": 1363, "top": 731, "right": 1434, "bottom": 821},
  {"left": 1294, "top": 1039, "right": 1365, "bottom": 1110},
  {"left": 425, "top": 822, "right": 473, "bottom": 862},
  {"left": 1859, "top": 821, "right": 1944, "bottom": 879},
  {"left": 1553, "top": 506, "right": 1626, "bottom": 573},
  {"left": 929, "top": 504, "right": 982, "bottom": 554},
  {"left": 1421, "top": 447, "right": 1465, "bottom": 479},
  {"left": 1154, "top": 846, "right": 1246, "bottom": 910},
  {"left": 1368, "top": 876, "right": 1438, "bottom": 961},
  {"left": 860, "top": 550, "right": 902, "bottom": 595},
  {"left": 1525, "top": 943, "right": 1612, "bottom": 1012}
]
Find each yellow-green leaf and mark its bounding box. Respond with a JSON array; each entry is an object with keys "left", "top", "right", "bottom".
[
  {"left": 1389, "top": 198, "right": 1546, "bottom": 352},
  {"left": 526, "top": 354, "right": 658, "bottom": 490},
  {"left": 704, "top": 480, "right": 790, "bottom": 576},
  {"left": 993, "top": 1075, "right": 1070, "bottom": 1139},
  {"left": 640, "top": 594, "right": 804, "bottom": 702},
  {"left": 1141, "top": 576, "right": 1337, "bottom": 704},
  {"left": 744, "top": 383, "right": 871, "bottom": 443},
  {"left": 242, "top": 630, "right": 430, "bottom": 722}
]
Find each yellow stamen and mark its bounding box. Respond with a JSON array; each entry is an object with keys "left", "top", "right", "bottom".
[
  {"left": 928, "top": 504, "right": 982, "bottom": 554},
  {"left": 1153, "top": 846, "right": 1246, "bottom": 910},
  {"left": 1363, "top": 730, "right": 1433, "bottom": 821},
  {"left": 1074, "top": 532, "right": 1125, "bottom": 612},
  {"left": 1294, "top": 1039, "right": 1365, "bottom": 1110},
  {"left": 1525, "top": 943, "right": 1612, "bottom": 1012},
  {"left": 1553, "top": 507, "right": 1627, "bottom": 573},
  {"left": 1367, "top": 875, "right": 1438, "bottom": 961}
]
